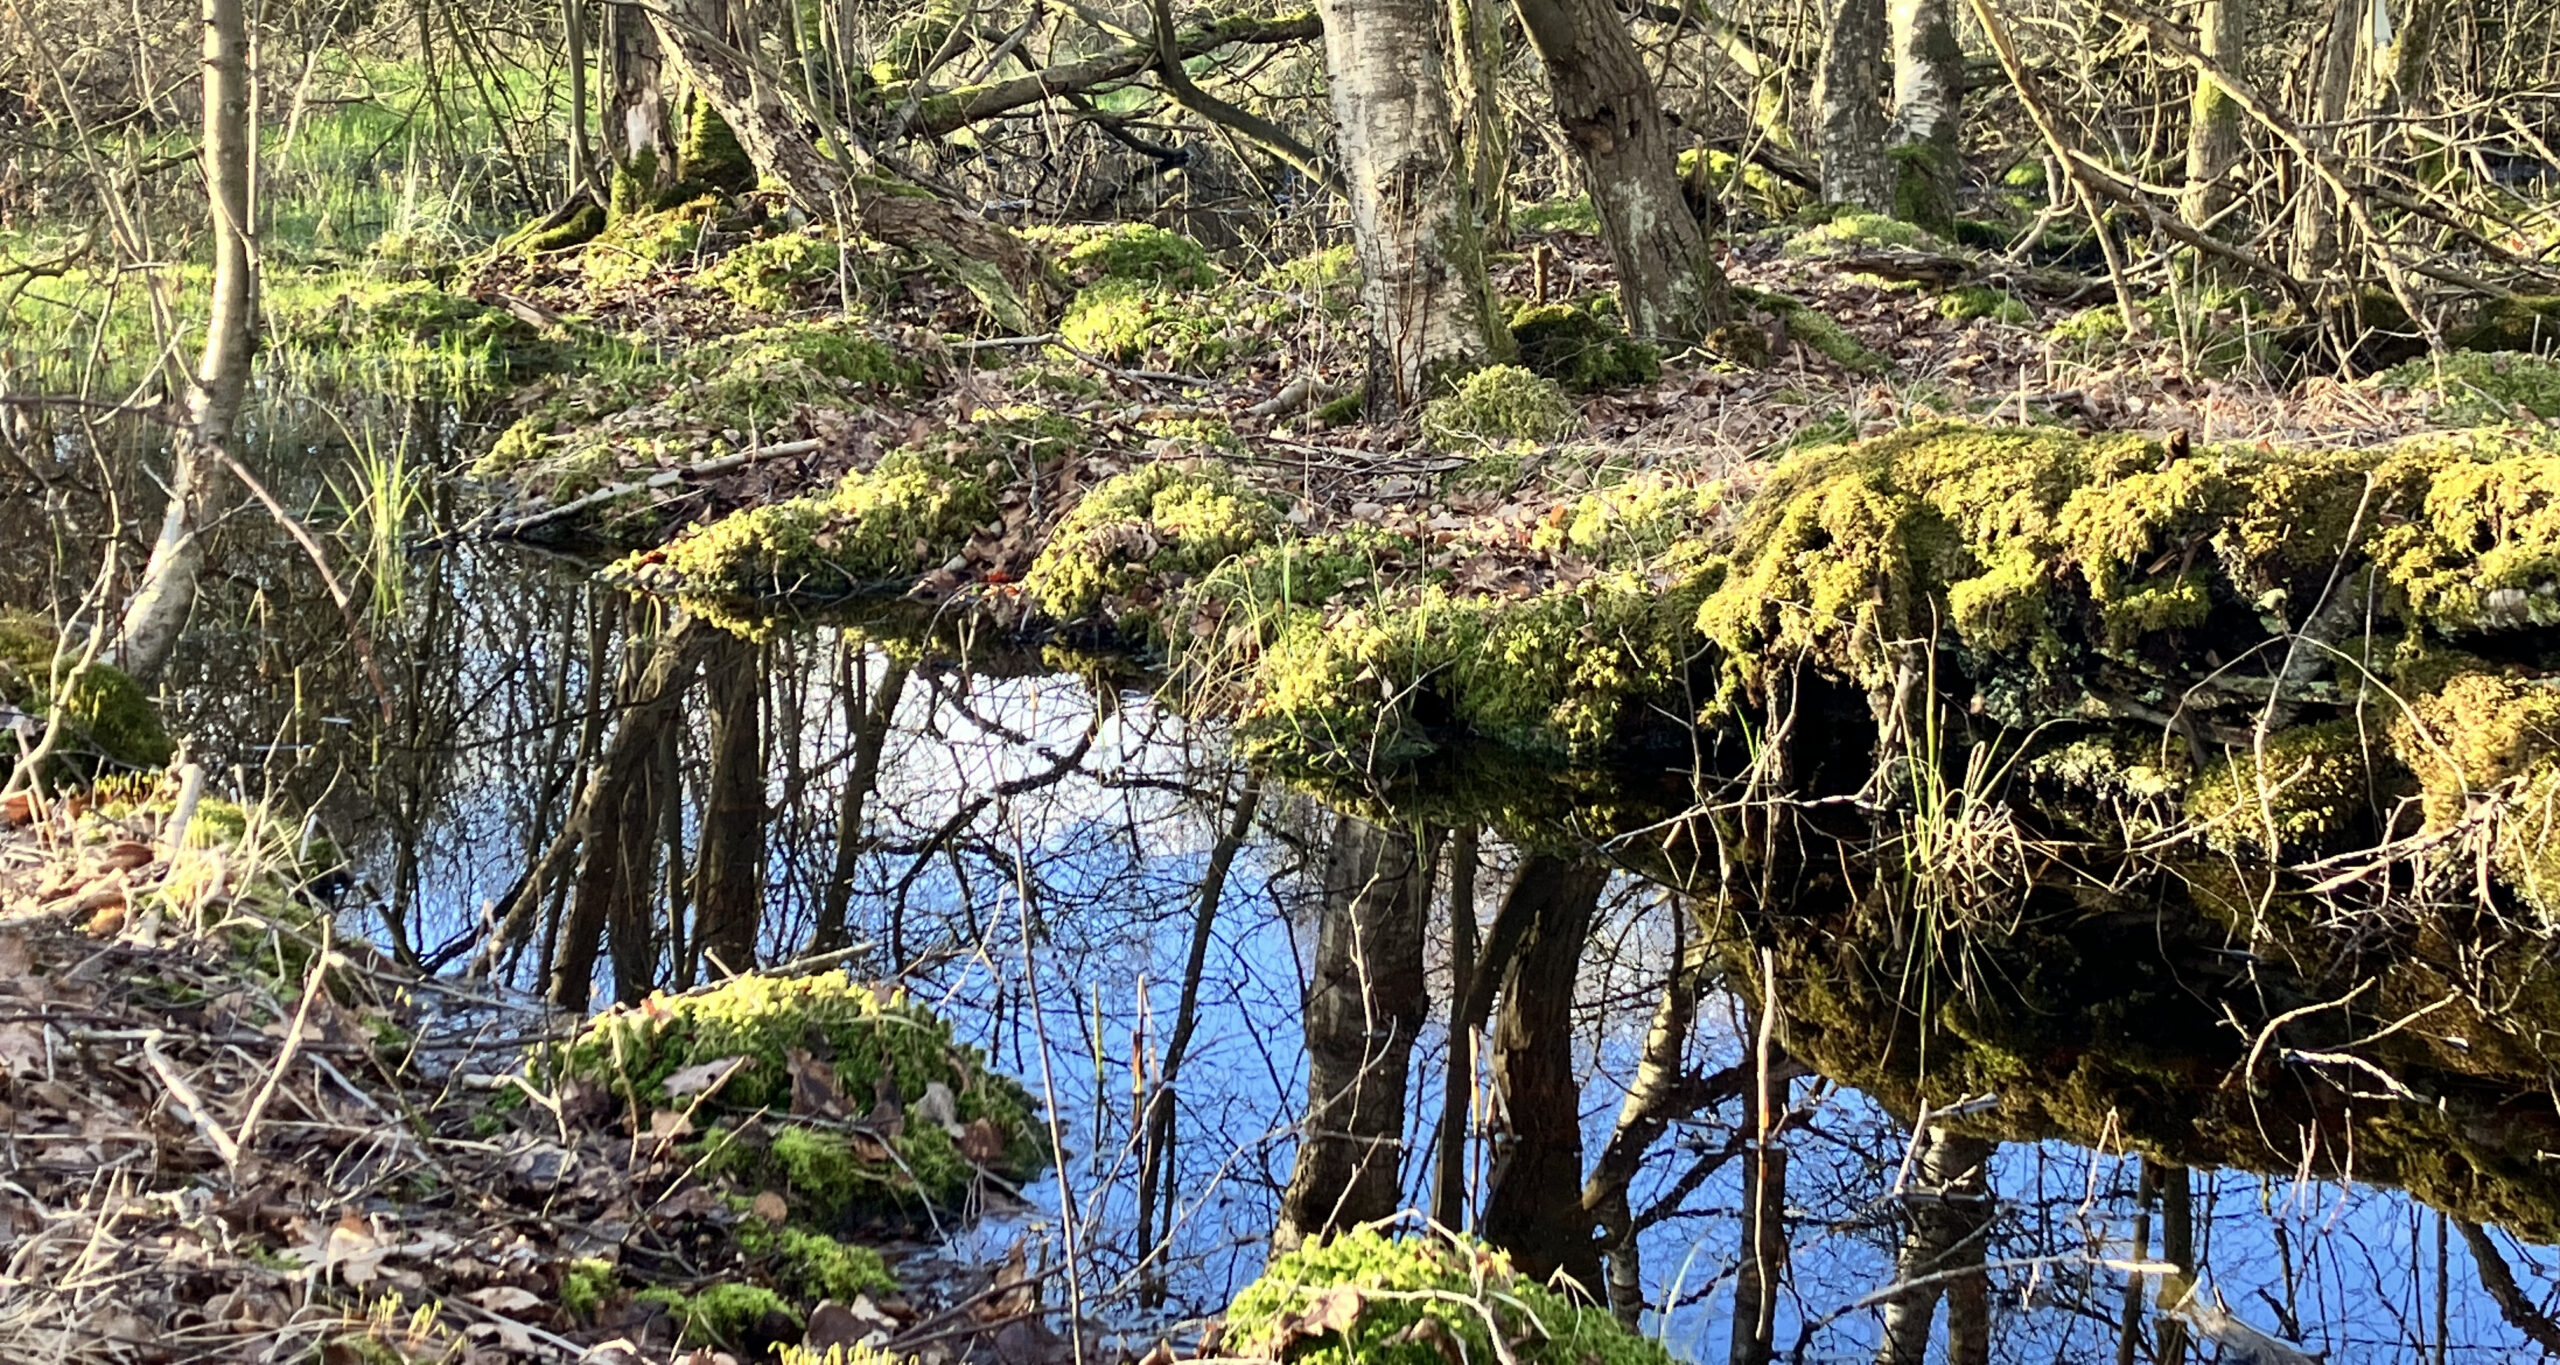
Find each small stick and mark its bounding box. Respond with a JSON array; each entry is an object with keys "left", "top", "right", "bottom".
[{"left": 486, "top": 438, "right": 824, "bottom": 539}]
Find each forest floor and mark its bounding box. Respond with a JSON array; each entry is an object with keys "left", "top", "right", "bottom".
[{"left": 0, "top": 787, "right": 1112, "bottom": 1365}]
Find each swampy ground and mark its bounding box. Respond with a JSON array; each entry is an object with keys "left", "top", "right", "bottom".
[{"left": 8, "top": 169, "right": 2560, "bottom": 1365}]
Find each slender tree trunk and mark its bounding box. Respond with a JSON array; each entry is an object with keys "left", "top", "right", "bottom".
[
  {"left": 1274, "top": 815, "right": 1432, "bottom": 1252},
  {"left": 1884, "top": 0, "right": 1961, "bottom": 231},
  {"left": 1512, "top": 0, "right": 1733, "bottom": 339},
  {"left": 1875, "top": 1126, "right": 1996, "bottom": 1364},
  {"left": 2291, "top": 0, "right": 2359, "bottom": 275},
  {"left": 812, "top": 651, "right": 909, "bottom": 955},
  {"left": 1815, "top": 0, "right": 1890, "bottom": 212},
  {"left": 565, "top": 0, "right": 595, "bottom": 195},
  {"left": 116, "top": 0, "right": 256, "bottom": 682},
  {"left": 1429, "top": 825, "right": 1480, "bottom": 1229},
  {"left": 1728, "top": 1058, "right": 1788, "bottom": 1365},
  {"left": 548, "top": 618, "right": 704, "bottom": 1008},
  {"left": 1315, "top": 0, "right": 1511, "bottom": 412},
  {"left": 2178, "top": 0, "right": 2243, "bottom": 244},
  {"left": 1476, "top": 855, "right": 1608, "bottom": 1289},
  {"left": 1450, "top": 0, "right": 1509, "bottom": 245},
  {"left": 692, "top": 628, "right": 764, "bottom": 977}
]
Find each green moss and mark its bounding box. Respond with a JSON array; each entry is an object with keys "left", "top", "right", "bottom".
[
  {"left": 1888, "top": 142, "right": 1961, "bottom": 237},
  {"left": 679, "top": 100, "right": 755, "bottom": 193},
  {"left": 1738, "top": 287, "right": 1890, "bottom": 373},
  {"left": 609, "top": 149, "right": 662, "bottom": 220},
  {"left": 559, "top": 1258, "right": 618, "bottom": 1320},
  {"left": 1513, "top": 195, "right": 1600, "bottom": 236},
  {"left": 1057, "top": 277, "right": 1244, "bottom": 372},
  {"left": 1224, "top": 1227, "right": 1671, "bottom": 1365},
  {"left": 1024, "top": 462, "right": 1283, "bottom": 623},
  {"left": 1259, "top": 244, "right": 1363, "bottom": 309},
  {"left": 582, "top": 196, "right": 720, "bottom": 290},
  {"left": 2378, "top": 351, "right": 2560, "bottom": 425},
  {"left": 1675, "top": 147, "right": 1807, "bottom": 220},
  {"left": 699, "top": 231, "right": 840, "bottom": 313},
  {"left": 1939, "top": 286, "right": 2031, "bottom": 325},
  {"left": 270, "top": 277, "right": 563, "bottom": 395},
  {"left": 542, "top": 971, "right": 1043, "bottom": 1214},
  {"left": 734, "top": 1220, "right": 895, "bottom": 1302},
  {"left": 1048, "top": 222, "right": 1218, "bottom": 289},
  {"left": 2392, "top": 667, "right": 2560, "bottom": 912},
  {"left": 2183, "top": 721, "right": 2383, "bottom": 856},
  {"left": 0, "top": 611, "right": 173, "bottom": 769},
  {"left": 1784, "top": 210, "right": 1956, "bottom": 258},
  {"left": 1312, "top": 391, "right": 1365, "bottom": 426},
  {"left": 1418, "top": 365, "right": 1577, "bottom": 448},
  {"left": 2450, "top": 296, "right": 2560, "bottom": 354},
  {"left": 625, "top": 450, "right": 991, "bottom": 596},
  {"left": 2369, "top": 440, "right": 2560, "bottom": 632},
  {"left": 1531, "top": 474, "right": 1725, "bottom": 565},
  {"left": 1506, "top": 303, "right": 1660, "bottom": 392},
  {"left": 643, "top": 1283, "right": 795, "bottom": 1350}
]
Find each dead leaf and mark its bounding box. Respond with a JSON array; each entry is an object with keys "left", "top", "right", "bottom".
[
  {"left": 804, "top": 1295, "right": 898, "bottom": 1350},
  {"left": 750, "top": 1190, "right": 788, "bottom": 1224},
  {"left": 788, "top": 1048, "right": 848, "bottom": 1120},
  {"left": 661, "top": 1055, "right": 749, "bottom": 1100},
  {"left": 646, "top": 1109, "right": 694, "bottom": 1142},
  {"left": 959, "top": 1117, "right": 1007, "bottom": 1166},
  {"left": 465, "top": 1285, "right": 544, "bottom": 1314}
]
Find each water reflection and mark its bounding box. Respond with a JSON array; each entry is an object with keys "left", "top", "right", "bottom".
[{"left": 19, "top": 399, "right": 2560, "bottom": 1360}]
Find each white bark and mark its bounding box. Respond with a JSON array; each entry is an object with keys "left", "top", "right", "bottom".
[
  {"left": 117, "top": 0, "right": 256, "bottom": 684},
  {"left": 1885, "top": 0, "right": 1962, "bottom": 228},
  {"left": 1816, "top": 0, "right": 1890, "bottom": 211},
  {"left": 1316, "top": 0, "right": 1509, "bottom": 412}
]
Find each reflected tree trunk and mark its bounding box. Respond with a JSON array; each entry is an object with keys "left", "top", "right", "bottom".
[
  {"left": 1875, "top": 1125, "right": 1996, "bottom": 1365},
  {"left": 2456, "top": 1219, "right": 2560, "bottom": 1352},
  {"left": 2155, "top": 1160, "right": 2193, "bottom": 1364},
  {"left": 812, "top": 650, "right": 910, "bottom": 956},
  {"left": 1137, "top": 775, "right": 1261, "bottom": 1305},
  {"left": 547, "top": 616, "right": 705, "bottom": 1009},
  {"left": 1477, "top": 855, "right": 1609, "bottom": 1289},
  {"left": 1729, "top": 996, "right": 1788, "bottom": 1365},
  {"left": 1275, "top": 814, "right": 1432, "bottom": 1252},
  {"left": 1584, "top": 918, "right": 1727, "bottom": 1325},
  {"left": 1430, "top": 825, "right": 1481, "bottom": 1229},
  {"left": 693, "top": 628, "right": 764, "bottom": 978}
]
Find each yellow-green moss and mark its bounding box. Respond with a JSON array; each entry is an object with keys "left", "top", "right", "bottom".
[
  {"left": 699, "top": 231, "right": 841, "bottom": 313},
  {"left": 1530, "top": 474, "right": 1726, "bottom": 565},
  {"left": 678, "top": 101, "right": 755, "bottom": 192},
  {"left": 559, "top": 1258, "right": 618, "bottom": 1320},
  {"left": 1676, "top": 147, "right": 1808, "bottom": 220},
  {"left": 519, "top": 199, "right": 607, "bottom": 254},
  {"left": 1024, "top": 462, "right": 1283, "bottom": 623},
  {"left": 1939, "top": 286, "right": 2031, "bottom": 325},
  {"left": 1057, "top": 278, "right": 1243, "bottom": 372},
  {"left": 2183, "top": 721, "right": 2384, "bottom": 856},
  {"left": 270, "top": 278, "right": 562, "bottom": 395},
  {"left": 2369, "top": 440, "right": 2560, "bottom": 632},
  {"left": 1506, "top": 302, "right": 1660, "bottom": 393},
  {"left": 582, "top": 196, "right": 720, "bottom": 290},
  {"left": 1783, "top": 210, "right": 1956, "bottom": 258},
  {"left": 2391, "top": 667, "right": 2560, "bottom": 911},
  {"left": 540, "top": 970, "right": 1043, "bottom": 1211},
  {"left": 1418, "top": 365, "right": 1576, "bottom": 448},
  {"left": 1513, "top": 195, "right": 1600, "bottom": 236},
  {"left": 2378, "top": 351, "right": 2560, "bottom": 426},
  {"left": 1737, "top": 287, "right": 1890, "bottom": 374},
  {"left": 1048, "top": 222, "right": 1217, "bottom": 289},
  {"left": 640, "top": 1283, "right": 792, "bottom": 1351},
  {"left": 1223, "top": 1227, "right": 1671, "bottom": 1365},
  {"left": 732, "top": 1220, "right": 895, "bottom": 1302},
  {"left": 626, "top": 450, "right": 991, "bottom": 596},
  {"left": 0, "top": 611, "right": 173, "bottom": 769}
]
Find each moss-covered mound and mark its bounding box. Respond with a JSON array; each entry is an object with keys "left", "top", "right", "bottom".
[
  {"left": 1022, "top": 462, "right": 1283, "bottom": 624},
  {"left": 2392, "top": 663, "right": 2560, "bottom": 913},
  {"left": 1419, "top": 365, "right": 1577, "bottom": 448},
  {"left": 271, "top": 278, "right": 568, "bottom": 395},
  {"left": 698, "top": 229, "right": 844, "bottom": 312},
  {"left": 616, "top": 450, "right": 993, "bottom": 597},
  {"left": 1223, "top": 1226, "right": 1669, "bottom": 1365},
  {"left": 479, "top": 318, "right": 925, "bottom": 517},
  {"left": 1783, "top": 210, "right": 1957, "bottom": 259},
  {"left": 1507, "top": 302, "right": 1660, "bottom": 393},
  {"left": 0, "top": 612, "right": 172, "bottom": 770},
  {"left": 536, "top": 970, "right": 1045, "bottom": 1216}
]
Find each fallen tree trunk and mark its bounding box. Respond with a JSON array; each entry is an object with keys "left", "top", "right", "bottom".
[{"left": 893, "top": 11, "right": 1322, "bottom": 138}]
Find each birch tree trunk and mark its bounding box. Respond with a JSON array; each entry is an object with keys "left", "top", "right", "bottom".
[
  {"left": 1449, "top": 0, "right": 1509, "bottom": 244},
  {"left": 1815, "top": 0, "right": 1891, "bottom": 212},
  {"left": 1274, "top": 815, "right": 1431, "bottom": 1252},
  {"left": 115, "top": 0, "right": 256, "bottom": 683},
  {"left": 1315, "top": 0, "right": 1511, "bottom": 412},
  {"left": 1884, "top": 0, "right": 1962, "bottom": 231},
  {"left": 2178, "top": 0, "right": 2243, "bottom": 240},
  {"left": 1512, "top": 0, "right": 1733, "bottom": 339},
  {"left": 1875, "top": 1126, "right": 1996, "bottom": 1364}
]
